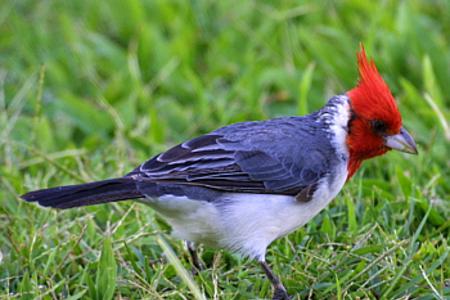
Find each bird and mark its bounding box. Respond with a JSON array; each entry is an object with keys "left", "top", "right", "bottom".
[{"left": 21, "top": 45, "right": 417, "bottom": 300}]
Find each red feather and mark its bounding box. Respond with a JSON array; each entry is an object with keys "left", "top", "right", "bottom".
[{"left": 346, "top": 44, "right": 403, "bottom": 179}]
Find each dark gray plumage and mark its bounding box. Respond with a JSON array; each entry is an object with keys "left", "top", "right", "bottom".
[{"left": 130, "top": 114, "right": 340, "bottom": 201}]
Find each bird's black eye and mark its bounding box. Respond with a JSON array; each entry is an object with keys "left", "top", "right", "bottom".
[{"left": 371, "top": 120, "right": 387, "bottom": 133}]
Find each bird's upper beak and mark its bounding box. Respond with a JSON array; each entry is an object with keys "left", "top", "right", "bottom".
[{"left": 384, "top": 127, "right": 418, "bottom": 154}]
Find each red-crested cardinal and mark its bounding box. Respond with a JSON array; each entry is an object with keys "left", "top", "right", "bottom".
[{"left": 22, "top": 46, "right": 417, "bottom": 299}]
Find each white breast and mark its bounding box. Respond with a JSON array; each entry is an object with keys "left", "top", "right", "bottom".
[{"left": 140, "top": 160, "right": 347, "bottom": 260}]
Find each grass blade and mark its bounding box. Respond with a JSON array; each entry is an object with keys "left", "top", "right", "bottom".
[
  {"left": 96, "top": 236, "right": 117, "bottom": 300},
  {"left": 156, "top": 235, "right": 206, "bottom": 300}
]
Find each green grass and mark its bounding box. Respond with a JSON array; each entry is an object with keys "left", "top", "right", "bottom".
[{"left": 1, "top": 0, "right": 449, "bottom": 299}]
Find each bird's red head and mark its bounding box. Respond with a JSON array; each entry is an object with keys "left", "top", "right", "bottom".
[{"left": 346, "top": 45, "right": 417, "bottom": 179}]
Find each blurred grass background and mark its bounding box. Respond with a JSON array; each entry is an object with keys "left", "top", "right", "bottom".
[{"left": 0, "top": 0, "right": 449, "bottom": 299}]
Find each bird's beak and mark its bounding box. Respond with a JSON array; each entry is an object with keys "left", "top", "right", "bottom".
[{"left": 384, "top": 127, "right": 418, "bottom": 154}]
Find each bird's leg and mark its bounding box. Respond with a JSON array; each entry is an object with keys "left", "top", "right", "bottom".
[
  {"left": 185, "top": 241, "right": 204, "bottom": 273},
  {"left": 260, "top": 260, "right": 290, "bottom": 300}
]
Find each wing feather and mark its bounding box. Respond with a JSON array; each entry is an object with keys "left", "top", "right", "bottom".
[{"left": 132, "top": 118, "right": 336, "bottom": 200}]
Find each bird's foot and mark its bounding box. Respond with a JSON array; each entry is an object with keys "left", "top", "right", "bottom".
[
  {"left": 273, "top": 285, "right": 291, "bottom": 300},
  {"left": 190, "top": 260, "right": 205, "bottom": 276},
  {"left": 186, "top": 241, "right": 205, "bottom": 275},
  {"left": 260, "top": 260, "right": 291, "bottom": 300}
]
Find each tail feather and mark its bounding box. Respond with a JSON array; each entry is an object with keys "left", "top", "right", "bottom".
[{"left": 21, "top": 178, "right": 142, "bottom": 209}]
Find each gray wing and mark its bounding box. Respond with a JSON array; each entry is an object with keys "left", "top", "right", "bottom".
[{"left": 130, "top": 117, "right": 336, "bottom": 199}]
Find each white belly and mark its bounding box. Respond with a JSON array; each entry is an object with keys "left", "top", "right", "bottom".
[{"left": 139, "top": 164, "right": 347, "bottom": 260}]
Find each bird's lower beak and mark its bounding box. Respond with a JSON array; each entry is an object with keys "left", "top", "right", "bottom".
[{"left": 384, "top": 127, "right": 418, "bottom": 154}]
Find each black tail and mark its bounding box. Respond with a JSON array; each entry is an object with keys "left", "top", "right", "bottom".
[{"left": 21, "top": 177, "right": 142, "bottom": 209}]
